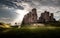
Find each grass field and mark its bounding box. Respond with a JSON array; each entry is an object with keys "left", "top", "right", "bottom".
[{"left": 0, "top": 25, "right": 60, "bottom": 38}]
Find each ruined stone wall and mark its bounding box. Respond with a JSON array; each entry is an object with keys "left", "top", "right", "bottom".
[
  {"left": 22, "top": 8, "right": 37, "bottom": 24},
  {"left": 22, "top": 9, "right": 56, "bottom": 25},
  {"left": 39, "top": 11, "right": 56, "bottom": 23}
]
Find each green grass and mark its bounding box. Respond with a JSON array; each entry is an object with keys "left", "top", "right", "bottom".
[
  {"left": 0, "top": 26, "right": 60, "bottom": 38},
  {"left": 0, "top": 22, "right": 60, "bottom": 37}
]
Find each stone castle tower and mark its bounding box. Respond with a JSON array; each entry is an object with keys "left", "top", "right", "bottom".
[
  {"left": 38, "top": 11, "right": 56, "bottom": 23},
  {"left": 22, "top": 8, "right": 37, "bottom": 24}
]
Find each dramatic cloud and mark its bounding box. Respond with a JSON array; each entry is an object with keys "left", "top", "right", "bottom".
[
  {"left": 19, "top": 0, "right": 60, "bottom": 20},
  {"left": 0, "top": 0, "right": 24, "bottom": 9},
  {"left": 0, "top": 0, "right": 60, "bottom": 25},
  {"left": 0, "top": 6, "right": 18, "bottom": 24}
]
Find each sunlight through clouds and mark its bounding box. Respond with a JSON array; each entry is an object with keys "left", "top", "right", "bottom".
[
  {"left": 0, "top": 0, "right": 60, "bottom": 25},
  {"left": 11, "top": 9, "right": 28, "bottom": 25}
]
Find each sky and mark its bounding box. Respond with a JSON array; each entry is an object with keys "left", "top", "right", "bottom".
[{"left": 0, "top": 0, "right": 60, "bottom": 25}]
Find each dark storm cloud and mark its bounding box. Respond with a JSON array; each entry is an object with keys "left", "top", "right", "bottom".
[
  {"left": 0, "top": 0, "right": 60, "bottom": 24},
  {"left": 0, "top": 9, "right": 16, "bottom": 19},
  {"left": 39, "top": 0, "right": 60, "bottom": 6},
  {"left": 0, "top": 0, "right": 24, "bottom": 9},
  {"left": 0, "top": 7, "right": 18, "bottom": 22},
  {"left": 1, "top": 0, "right": 60, "bottom": 9},
  {"left": 21, "top": 0, "right": 60, "bottom": 7}
]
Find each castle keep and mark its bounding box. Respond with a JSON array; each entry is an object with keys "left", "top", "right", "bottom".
[{"left": 22, "top": 8, "right": 56, "bottom": 24}]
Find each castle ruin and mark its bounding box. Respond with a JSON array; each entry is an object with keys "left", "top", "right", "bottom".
[
  {"left": 22, "top": 8, "right": 37, "bottom": 24},
  {"left": 22, "top": 8, "right": 56, "bottom": 25},
  {"left": 38, "top": 11, "right": 56, "bottom": 23}
]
